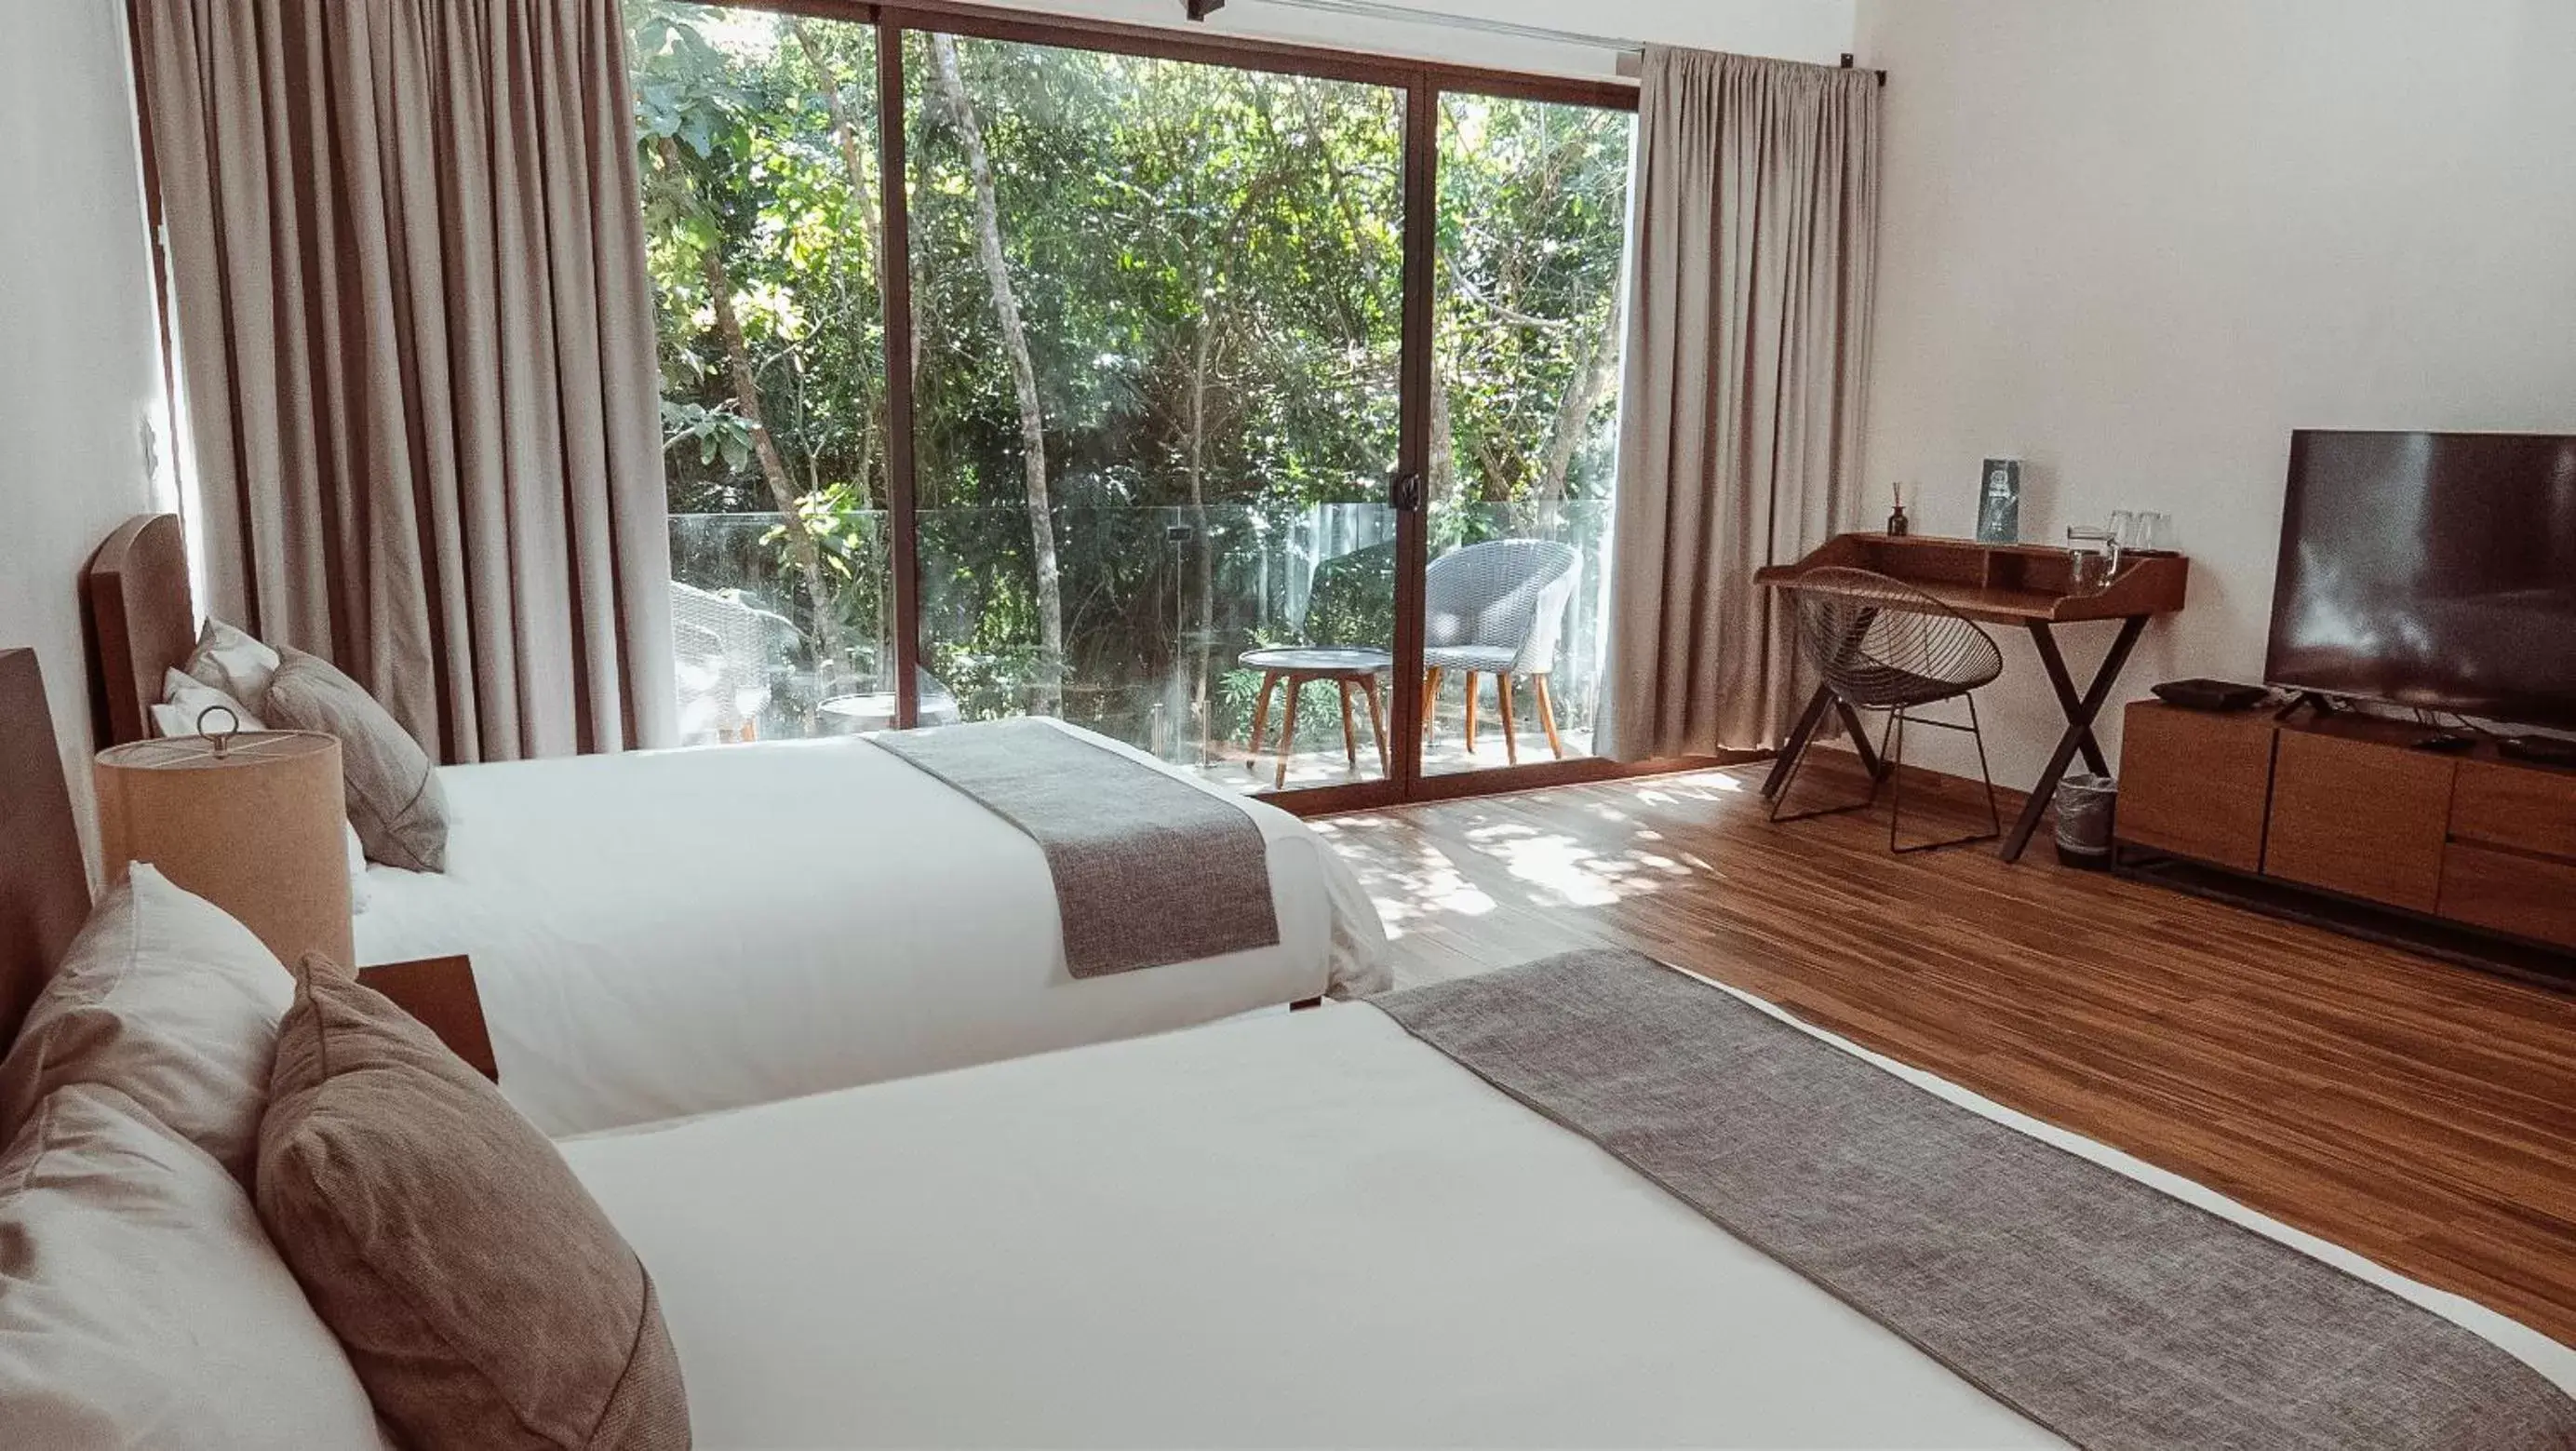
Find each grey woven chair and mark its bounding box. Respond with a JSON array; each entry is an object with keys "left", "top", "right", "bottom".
[
  {"left": 670, "top": 581, "right": 794, "bottom": 743},
  {"left": 1421, "top": 539, "right": 1581, "bottom": 764},
  {"left": 1771, "top": 566, "right": 2005, "bottom": 853}
]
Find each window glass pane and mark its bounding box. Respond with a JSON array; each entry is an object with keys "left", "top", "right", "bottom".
[
  {"left": 631, "top": 4, "right": 894, "bottom": 744},
  {"left": 906, "top": 33, "right": 1403, "bottom": 794},
  {"left": 1423, "top": 93, "right": 1635, "bottom": 775}
]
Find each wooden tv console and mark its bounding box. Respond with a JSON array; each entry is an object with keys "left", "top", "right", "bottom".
[{"left": 2116, "top": 702, "right": 2576, "bottom": 963}]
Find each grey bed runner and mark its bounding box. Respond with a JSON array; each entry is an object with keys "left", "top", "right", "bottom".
[
  {"left": 1377, "top": 948, "right": 2576, "bottom": 1451},
  {"left": 876, "top": 719, "right": 1280, "bottom": 977}
]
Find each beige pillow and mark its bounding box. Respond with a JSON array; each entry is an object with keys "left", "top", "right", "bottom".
[
  {"left": 0, "top": 865, "right": 290, "bottom": 1181},
  {"left": 261, "top": 645, "right": 449, "bottom": 871},
  {"left": 257, "top": 960, "right": 688, "bottom": 1450},
  {"left": 0, "top": 1083, "right": 395, "bottom": 1450}
]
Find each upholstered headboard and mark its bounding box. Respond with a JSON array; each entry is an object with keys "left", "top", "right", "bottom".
[
  {"left": 84, "top": 514, "right": 196, "bottom": 747},
  {"left": 0, "top": 650, "right": 91, "bottom": 1046}
]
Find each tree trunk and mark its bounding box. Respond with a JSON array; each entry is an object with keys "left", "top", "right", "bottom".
[
  {"left": 790, "top": 19, "right": 891, "bottom": 508},
  {"left": 931, "top": 35, "right": 1063, "bottom": 716},
  {"left": 1427, "top": 356, "right": 1456, "bottom": 506},
  {"left": 789, "top": 20, "right": 884, "bottom": 287},
  {"left": 1530, "top": 303, "right": 1621, "bottom": 535},
  {"left": 1185, "top": 314, "right": 1220, "bottom": 736},
  {"left": 660, "top": 136, "right": 840, "bottom": 686}
]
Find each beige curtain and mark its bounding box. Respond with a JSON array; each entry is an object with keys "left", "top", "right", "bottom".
[
  {"left": 1598, "top": 47, "right": 1880, "bottom": 760},
  {"left": 134, "top": 0, "right": 677, "bottom": 761}
]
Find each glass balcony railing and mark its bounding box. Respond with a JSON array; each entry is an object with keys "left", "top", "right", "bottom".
[{"left": 667, "top": 499, "right": 1615, "bottom": 785}]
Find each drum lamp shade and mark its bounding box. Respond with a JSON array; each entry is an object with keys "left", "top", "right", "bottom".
[{"left": 94, "top": 730, "right": 356, "bottom": 973}]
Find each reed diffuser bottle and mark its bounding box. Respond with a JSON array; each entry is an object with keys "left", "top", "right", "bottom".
[{"left": 1886, "top": 481, "right": 1911, "bottom": 536}]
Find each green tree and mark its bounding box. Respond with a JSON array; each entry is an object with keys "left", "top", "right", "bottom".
[{"left": 627, "top": 7, "right": 1633, "bottom": 753}]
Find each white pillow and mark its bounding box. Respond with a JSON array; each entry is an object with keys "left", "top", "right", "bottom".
[
  {"left": 183, "top": 617, "right": 282, "bottom": 709},
  {"left": 345, "top": 821, "right": 370, "bottom": 915},
  {"left": 151, "top": 665, "right": 267, "bottom": 740},
  {"left": 0, "top": 866, "right": 291, "bottom": 1182},
  {"left": 0, "top": 1083, "right": 395, "bottom": 1450}
]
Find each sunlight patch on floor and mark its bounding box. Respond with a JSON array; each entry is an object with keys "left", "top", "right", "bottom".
[
  {"left": 1618, "top": 771, "right": 1751, "bottom": 809},
  {"left": 1308, "top": 767, "right": 1769, "bottom": 933},
  {"left": 1330, "top": 835, "right": 1498, "bottom": 934}
]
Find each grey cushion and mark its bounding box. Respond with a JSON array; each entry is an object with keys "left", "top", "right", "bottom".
[
  {"left": 261, "top": 647, "right": 449, "bottom": 872},
  {"left": 256, "top": 958, "right": 689, "bottom": 1450},
  {"left": 1422, "top": 644, "right": 1520, "bottom": 674}
]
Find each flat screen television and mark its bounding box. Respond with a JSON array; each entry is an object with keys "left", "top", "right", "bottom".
[{"left": 2269, "top": 430, "right": 2576, "bottom": 731}]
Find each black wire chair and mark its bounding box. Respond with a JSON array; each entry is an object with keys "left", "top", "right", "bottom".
[{"left": 1771, "top": 567, "right": 2006, "bottom": 853}]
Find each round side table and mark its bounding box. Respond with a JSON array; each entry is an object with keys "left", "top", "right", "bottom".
[{"left": 1238, "top": 646, "right": 1393, "bottom": 789}]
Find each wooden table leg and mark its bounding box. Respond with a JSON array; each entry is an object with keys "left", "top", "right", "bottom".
[
  {"left": 1496, "top": 671, "right": 1520, "bottom": 766},
  {"left": 1820, "top": 605, "right": 1886, "bottom": 778},
  {"left": 1464, "top": 672, "right": 1481, "bottom": 754},
  {"left": 1244, "top": 669, "right": 1280, "bottom": 775},
  {"left": 1337, "top": 679, "right": 1361, "bottom": 771},
  {"left": 1763, "top": 685, "right": 1836, "bottom": 799},
  {"left": 2000, "top": 616, "right": 2147, "bottom": 863},
  {"left": 2025, "top": 620, "right": 2115, "bottom": 777},
  {"left": 1533, "top": 675, "right": 1564, "bottom": 759},
  {"left": 1835, "top": 701, "right": 1885, "bottom": 779},
  {"left": 1274, "top": 676, "right": 1304, "bottom": 791},
  {"left": 1361, "top": 675, "right": 1389, "bottom": 775}
]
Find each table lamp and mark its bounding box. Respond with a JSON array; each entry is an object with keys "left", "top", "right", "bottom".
[{"left": 94, "top": 722, "right": 355, "bottom": 973}]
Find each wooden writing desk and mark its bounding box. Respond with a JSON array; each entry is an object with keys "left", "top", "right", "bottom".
[{"left": 1754, "top": 535, "right": 2190, "bottom": 862}]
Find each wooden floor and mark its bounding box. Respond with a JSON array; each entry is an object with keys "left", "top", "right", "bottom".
[{"left": 1311, "top": 757, "right": 2576, "bottom": 1347}]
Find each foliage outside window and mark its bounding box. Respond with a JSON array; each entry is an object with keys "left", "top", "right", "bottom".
[{"left": 630, "top": 4, "right": 1634, "bottom": 777}]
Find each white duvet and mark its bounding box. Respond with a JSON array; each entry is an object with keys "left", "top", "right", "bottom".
[
  {"left": 356, "top": 721, "right": 1389, "bottom": 1136},
  {"left": 563, "top": 982, "right": 2576, "bottom": 1449}
]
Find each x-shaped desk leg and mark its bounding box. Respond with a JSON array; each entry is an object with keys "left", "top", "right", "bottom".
[
  {"left": 2000, "top": 615, "right": 2148, "bottom": 862},
  {"left": 1761, "top": 685, "right": 1885, "bottom": 800}
]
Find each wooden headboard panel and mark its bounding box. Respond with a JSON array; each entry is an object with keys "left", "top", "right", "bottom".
[
  {"left": 85, "top": 514, "right": 196, "bottom": 746},
  {"left": 0, "top": 650, "right": 90, "bottom": 1045}
]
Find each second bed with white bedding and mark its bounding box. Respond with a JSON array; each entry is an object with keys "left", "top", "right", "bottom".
[
  {"left": 357, "top": 720, "right": 1388, "bottom": 1135},
  {"left": 561, "top": 981, "right": 2576, "bottom": 1450}
]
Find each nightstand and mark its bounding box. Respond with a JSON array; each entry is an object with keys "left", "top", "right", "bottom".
[{"left": 358, "top": 955, "right": 497, "bottom": 1081}]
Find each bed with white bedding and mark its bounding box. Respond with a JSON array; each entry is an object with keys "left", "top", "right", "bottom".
[
  {"left": 356, "top": 719, "right": 1389, "bottom": 1135},
  {"left": 87, "top": 513, "right": 1389, "bottom": 1138},
  {"left": 560, "top": 967, "right": 2576, "bottom": 1450}
]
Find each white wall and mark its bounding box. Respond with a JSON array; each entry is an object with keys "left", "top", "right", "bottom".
[
  {"left": 0, "top": 0, "right": 170, "bottom": 863},
  {"left": 1851, "top": 0, "right": 2576, "bottom": 790},
  {"left": 965, "top": 0, "right": 1857, "bottom": 76}
]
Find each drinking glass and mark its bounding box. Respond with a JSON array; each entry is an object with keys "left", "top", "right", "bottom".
[{"left": 2067, "top": 526, "right": 2121, "bottom": 595}]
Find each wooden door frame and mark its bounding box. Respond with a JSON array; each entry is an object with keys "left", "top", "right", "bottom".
[
  {"left": 854, "top": 5, "right": 1638, "bottom": 805},
  {"left": 772, "top": 0, "right": 1639, "bottom": 109}
]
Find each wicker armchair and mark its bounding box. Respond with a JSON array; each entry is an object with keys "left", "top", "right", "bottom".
[
  {"left": 1772, "top": 567, "right": 2005, "bottom": 853},
  {"left": 1420, "top": 539, "right": 1581, "bottom": 764},
  {"left": 670, "top": 581, "right": 793, "bottom": 744}
]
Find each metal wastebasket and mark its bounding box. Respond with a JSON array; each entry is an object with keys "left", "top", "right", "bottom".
[{"left": 2053, "top": 773, "right": 2117, "bottom": 869}]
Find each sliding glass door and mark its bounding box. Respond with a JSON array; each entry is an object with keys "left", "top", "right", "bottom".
[
  {"left": 633, "top": 6, "right": 894, "bottom": 744},
  {"left": 904, "top": 33, "right": 1405, "bottom": 793},
  {"left": 1421, "top": 94, "right": 1635, "bottom": 783},
  {"left": 628, "top": 1, "right": 1636, "bottom": 804}
]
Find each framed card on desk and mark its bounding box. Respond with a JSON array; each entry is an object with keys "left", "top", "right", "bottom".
[{"left": 1977, "top": 458, "right": 2022, "bottom": 543}]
